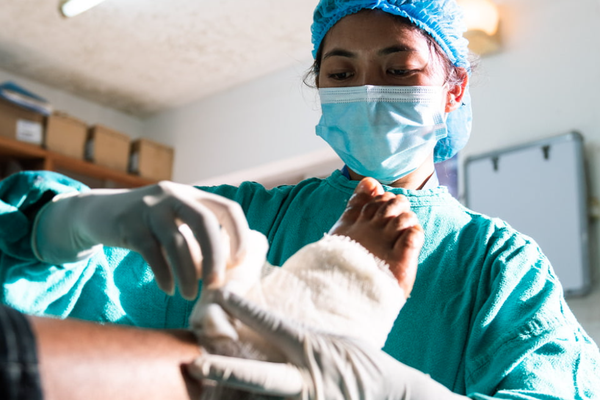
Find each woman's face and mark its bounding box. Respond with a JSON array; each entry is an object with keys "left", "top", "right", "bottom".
[
  {"left": 316, "top": 10, "right": 467, "bottom": 189},
  {"left": 317, "top": 10, "right": 465, "bottom": 113}
]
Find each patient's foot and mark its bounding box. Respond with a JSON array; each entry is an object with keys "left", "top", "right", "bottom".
[{"left": 329, "top": 178, "right": 423, "bottom": 297}]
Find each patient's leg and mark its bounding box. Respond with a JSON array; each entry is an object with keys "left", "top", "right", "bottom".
[
  {"left": 249, "top": 177, "right": 421, "bottom": 348},
  {"left": 190, "top": 178, "right": 423, "bottom": 399},
  {"left": 193, "top": 177, "right": 423, "bottom": 345},
  {"left": 30, "top": 316, "right": 202, "bottom": 400}
]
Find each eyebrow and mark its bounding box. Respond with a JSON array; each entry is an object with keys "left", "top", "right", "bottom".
[
  {"left": 377, "top": 45, "right": 417, "bottom": 56},
  {"left": 322, "top": 45, "right": 417, "bottom": 60},
  {"left": 322, "top": 48, "right": 356, "bottom": 60}
]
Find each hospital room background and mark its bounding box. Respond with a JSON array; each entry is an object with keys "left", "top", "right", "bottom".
[{"left": 0, "top": 0, "right": 599, "bottom": 342}]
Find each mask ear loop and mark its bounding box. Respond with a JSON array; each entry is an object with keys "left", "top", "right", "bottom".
[{"left": 441, "top": 82, "right": 454, "bottom": 121}]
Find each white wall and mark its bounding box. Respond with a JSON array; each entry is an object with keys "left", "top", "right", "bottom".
[
  {"left": 143, "top": 59, "right": 325, "bottom": 185},
  {"left": 460, "top": 0, "right": 600, "bottom": 342},
  {"left": 462, "top": 0, "right": 600, "bottom": 176},
  {"left": 0, "top": 68, "right": 144, "bottom": 138},
  {"left": 143, "top": 0, "right": 600, "bottom": 342}
]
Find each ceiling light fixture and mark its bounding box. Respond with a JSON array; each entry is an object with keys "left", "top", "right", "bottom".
[
  {"left": 59, "top": 0, "right": 108, "bottom": 18},
  {"left": 457, "top": 0, "right": 501, "bottom": 56}
]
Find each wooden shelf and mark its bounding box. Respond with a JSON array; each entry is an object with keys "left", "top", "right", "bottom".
[{"left": 0, "top": 135, "right": 157, "bottom": 188}]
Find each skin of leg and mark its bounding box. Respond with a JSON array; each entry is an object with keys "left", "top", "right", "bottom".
[
  {"left": 330, "top": 177, "right": 424, "bottom": 296},
  {"left": 28, "top": 315, "right": 203, "bottom": 400}
]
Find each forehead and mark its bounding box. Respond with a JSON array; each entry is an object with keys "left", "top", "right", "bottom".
[{"left": 321, "top": 10, "right": 430, "bottom": 55}]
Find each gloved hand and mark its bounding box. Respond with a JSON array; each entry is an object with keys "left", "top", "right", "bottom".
[
  {"left": 188, "top": 290, "right": 468, "bottom": 400},
  {"left": 32, "top": 182, "right": 249, "bottom": 299}
]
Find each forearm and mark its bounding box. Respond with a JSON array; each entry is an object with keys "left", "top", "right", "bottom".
[{"left": 29, "top": 316, "right": 202, "bottom": 400}]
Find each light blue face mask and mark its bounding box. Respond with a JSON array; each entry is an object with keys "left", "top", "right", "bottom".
[{"left": 316, "top": 85, "right": 448, "bottom": 184}]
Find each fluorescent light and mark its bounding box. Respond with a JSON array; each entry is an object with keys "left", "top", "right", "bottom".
[{"left": 60, "top": 0, "right": 108, "bottom": 18}]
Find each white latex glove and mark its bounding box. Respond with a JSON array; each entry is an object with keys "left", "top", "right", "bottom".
[
  {"left": 32, "top": 182, "right": 249, "bottom": 299},
  {"left": 188, "top": 290, "right": 468, "bottom": 400}
]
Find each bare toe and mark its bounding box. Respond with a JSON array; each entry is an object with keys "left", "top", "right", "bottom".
[
  {"left": 385, "top": 211, "right": 419, "bottom": 234},
  {"left": 334, "top": 178, "right": 387, "bottom": 228},
  {"left": 343, "top": 193, "right": 374, "bottom": 222},
  {"left": 359, "top": 193, "right": 395, "bottom": 220},
  {"left": 375, "top": 195, "right": 411, "bottom": 221},
  {"left": 389, "top": 226, "right": 424, "bottom": 297},
  {"left": 356, "top": 177, "right": 385, "bottom": 196}
]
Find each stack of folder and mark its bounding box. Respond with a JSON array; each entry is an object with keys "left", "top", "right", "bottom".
[{"left": 0, "top": 81, "right": 53, "bottom": 116}]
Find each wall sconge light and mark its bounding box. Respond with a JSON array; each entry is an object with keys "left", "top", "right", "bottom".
[
  {"left": 59, "top": 0, "right": 108, "bottom": 18},
  {"left": 457, "top": 0, "right": 501, "bottom": 56}
]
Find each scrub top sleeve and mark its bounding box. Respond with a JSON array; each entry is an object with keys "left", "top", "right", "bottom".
[
  {"left": 464, "top": 230, "right": 600, "bottom": 398},
  {"left": 0, "top": 171, "right": 89, "bottom": 261},
  {"left": 197, "top": 182, "right": 296, "bottom": 237}
]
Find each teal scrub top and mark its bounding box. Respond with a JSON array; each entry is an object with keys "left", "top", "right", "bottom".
[{"left": 0, "top": 170, "right": 598, "bottom": 399}]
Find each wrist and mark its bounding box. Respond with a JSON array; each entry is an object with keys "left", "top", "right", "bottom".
[{"left": 31, "top": 192, "right": 102, "bottom": 264}]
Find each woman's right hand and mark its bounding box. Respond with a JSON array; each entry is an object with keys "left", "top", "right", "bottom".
[
  {"left": 32, "top": 181, "right": 249, "bottom": 300},
  {"left": 188, "top": 290, "right": 467, "bottom": 400}
]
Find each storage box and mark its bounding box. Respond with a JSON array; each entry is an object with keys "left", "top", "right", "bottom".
[
  {"left": 129, "top": 138, "right": 174, "bottom": 181},
  {"left": 45, "top": 112, "right": 88, "bottom": 159},
  {"left": 0, "top": 98, "right": 44, "bottom": 145},
  {"left": 86, "top": 125, "right": 131, "bottom": 172}
]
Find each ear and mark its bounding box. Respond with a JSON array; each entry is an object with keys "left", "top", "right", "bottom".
[{"left": 445, "top": 68, "right": 469, "bottom": 113}]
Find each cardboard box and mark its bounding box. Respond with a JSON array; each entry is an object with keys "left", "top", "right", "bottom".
[
  {"left": 45, "top": 112, "right": 88, "bottom": 159},
  {"left": 129, "top": 138, "right": 174, "bottom": 181},
  {"left": 86, "top": 125, "right": 131, "bottom": 172},
  {"left": 0, "top": 98, "right": 44, "bottom": 145}
]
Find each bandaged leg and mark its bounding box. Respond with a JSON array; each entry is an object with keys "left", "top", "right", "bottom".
[
  {"left": 189, "top": 179, "right": 418, "bottom": 399},
  {"left": 190, "top": 231, "right": 405, "bottom": 399}
]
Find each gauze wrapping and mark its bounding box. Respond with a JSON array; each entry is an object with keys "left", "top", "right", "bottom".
[
  {"left": 191, "top": 230, "right": 404, "bottom": 353},
  {"left": 248, "top": 234, "right": 404, "bottom": 349}
]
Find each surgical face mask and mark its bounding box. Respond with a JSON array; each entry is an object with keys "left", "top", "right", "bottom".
[{"left": 315, "top": 85, "right": 448, "bottom": 184}]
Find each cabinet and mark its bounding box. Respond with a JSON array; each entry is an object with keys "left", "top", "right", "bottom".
[{"left": 0, "top": 136, "right": 157, "bottom": 188}]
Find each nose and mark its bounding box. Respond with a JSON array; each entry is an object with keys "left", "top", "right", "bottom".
[{"left": 354, "top": 63, "right": 389, "bottom": 86}]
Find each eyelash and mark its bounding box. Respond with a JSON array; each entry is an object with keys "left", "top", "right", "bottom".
[
  {"left": 388, "top": 69, "right": 413, "bottom": 76},
  {"left": 326, "top": 69, "right": 415, "bottom": 81},
  {"left": 328, "top": 72, "right": 354, "bottom": 80}
]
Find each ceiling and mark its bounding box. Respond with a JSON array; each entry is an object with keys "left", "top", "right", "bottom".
[{"left": 0, "top": 0, "right": 315, "bottom": 116}]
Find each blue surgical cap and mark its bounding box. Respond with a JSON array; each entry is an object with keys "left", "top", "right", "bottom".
[{"left": 311, "top": 0, "right": 472, "bottom": 163}]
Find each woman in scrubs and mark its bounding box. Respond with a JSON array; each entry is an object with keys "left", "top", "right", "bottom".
[{"left": 0, "top": 0, "right": 598, "bottom": 398}]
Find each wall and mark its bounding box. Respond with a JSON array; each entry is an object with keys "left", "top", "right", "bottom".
[
  {"left": 143, "top": 59, "right": 325, "bottom": 185},
  {"left": 144, "top": 0, "right": 600, "bottom": 342},
  {"left": 461, "top": 0, "right": 600, "bottom": 343},
  {"left": 0, "top": 68, "right": 144, "bottom": 138},
  {"left": 463, "top": 0, "right": 600, "bottom": 177}
]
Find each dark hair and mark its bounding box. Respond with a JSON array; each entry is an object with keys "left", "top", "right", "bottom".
[{"left": 304, "top": 13, "right": 477, "bottom": 88}]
